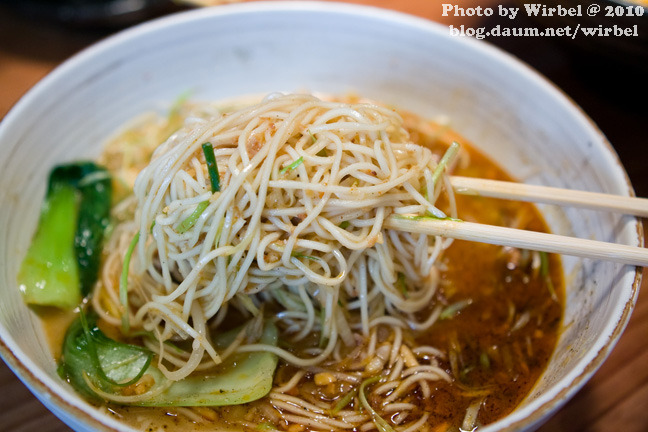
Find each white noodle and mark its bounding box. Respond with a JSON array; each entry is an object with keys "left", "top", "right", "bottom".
[{"left": 98, "top": 93, "right": 467, "bottom": 430}]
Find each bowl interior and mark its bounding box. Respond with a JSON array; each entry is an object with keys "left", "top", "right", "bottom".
[{"left": 0, "top": 3, "right": 641, "bottom": 431}]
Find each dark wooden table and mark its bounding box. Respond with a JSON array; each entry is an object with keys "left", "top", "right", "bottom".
[{"left": 1, "top": 1, "right": 646, "bottom": 431}]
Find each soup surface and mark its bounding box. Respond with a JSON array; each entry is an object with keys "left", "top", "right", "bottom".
[{"left": 39, "top": 96, "right": 562, "bottom": 432}]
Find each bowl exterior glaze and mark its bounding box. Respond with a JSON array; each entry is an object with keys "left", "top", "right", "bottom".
[{"left": 0, "top": 2, "right": 641, "bottom": 431}]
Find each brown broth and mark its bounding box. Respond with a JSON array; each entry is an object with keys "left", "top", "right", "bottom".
[
  {"left": 409, "top": 126, "right": 563, "bottom": 427},
  {"left": 40, "top": 110, "right": 563, "bottom": 432}
]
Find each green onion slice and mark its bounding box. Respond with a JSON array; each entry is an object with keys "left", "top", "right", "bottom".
[
  {"left": 396, "top": 272, "right": 408, "bottom": 299},
  {"left": 539, "top": 251, "right": 558, "bottom": 301},
  {"left": 431, "top": 141, "right": 460, "bottom": 186},
  {"left": 279, "top": 156, "right": 304, "bottom": 175},
  {"left": 358, "top": 377, "right": 395, "bottom": 432},
  {"left": 291, "top": 251, "right": 319, "bottom": 261},
  {"left": 202, "top": 142, "right": 221, "bottom": 192},
  {"left": 307, "top": 129, "right": 316, "bottom": 143},
  {"left": 120, "top": 232, "right": 140, "bottom": 334},
  {"left": 176, "top": 200, "right": 210, "bottom": 234},
  {"left": 256, "top": 422, "right": 278, "bottom": 431},
  {"left": 331, "top": 388, "right": 358, "bottom": 415},
  {"left": 440, "top": 299, "right": 472, "bottom": 320}
]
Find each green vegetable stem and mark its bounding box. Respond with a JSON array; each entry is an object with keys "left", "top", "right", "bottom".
[
  {"left": 18, "top": 162, "right": 112, "bottom": 309},
  {"left": 59, "top": 314, "right": 279, "bottom": 407}
]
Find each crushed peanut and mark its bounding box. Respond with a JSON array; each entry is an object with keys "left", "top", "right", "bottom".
[
  {"left": 400, "top": 345, "right": 419, "bottom": 368},
  {"left": 314, "top": 372, "right": 337, "bottom": 386},
  {"left": 193, "top": 407, "right": 218, "bottom": 421},
  {"left": 122, "top": 374, "right": 155, "bottom": 396}
]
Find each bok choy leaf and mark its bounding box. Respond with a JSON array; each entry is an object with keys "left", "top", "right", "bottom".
[
  {"left": 19, "top": 162, "right": 112, "bottom": 308},
  {"left": 60, "top": 315, "right": 279, "bottom": 406},
  {"left": 59, "top": 312, "right": 152, "bottom": 399}
]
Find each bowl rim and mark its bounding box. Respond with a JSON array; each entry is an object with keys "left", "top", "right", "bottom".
[{"left": 0, "top": 2, "right": 642, "bottom": 431}]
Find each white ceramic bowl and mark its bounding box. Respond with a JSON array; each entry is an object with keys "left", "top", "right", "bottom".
[{"left": 0, "top": 2, "right": 642, "bottom": 431}]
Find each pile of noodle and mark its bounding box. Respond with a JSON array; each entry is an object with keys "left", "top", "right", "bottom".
[{"left": 93, "top": 93, "right": 469, "bottom": 430}]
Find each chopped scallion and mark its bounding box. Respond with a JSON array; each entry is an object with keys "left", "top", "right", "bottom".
[
  {"left": 256, "top": 422, "right": 278, "bottom": 431},
  {"left": 480, "top": 352, "right": 491, "bottom": 370},
  {"left": 440, "top": 299, "right": 472, "bottom": 320},
  {"left": 237, "top": 293, "right": 260, "bottom": 316},
  {"left": 279, "top": 156, "right": 304, "bottom": 175},
  {"left": 460, "top": 365, "right": 475, "bottom": 381},
  {"left": 176, "top": 200, "right": 210, "bottom": 233},
  {"left": 291, "top": 251, "right": 319, "bottom": 261},
  {"left": 358, "top": 377, "right": 395, "bottom": 432},
  {"left": 307, "top": 129, "right": 316, "bottom": 143},
  {"left": 396, "top": 272, "right": 408, "bottom": 299},
  {"left": 339, "top": 221, "right": 350, "bottom": 229},
  {"left": 431, "top": 141, "right": 460, "bottom": 186},
  {"left": 120, "top": 232, "right": 140, "bottom": 334},
  {"left": 202, "top": 142, "right": 220, "bottom": 192},
  {"left": 539, "top": 251, "right": 558, "bottom": 302},
  {"left": 331, "top": 388, "right": 358, "bottom": 414}
]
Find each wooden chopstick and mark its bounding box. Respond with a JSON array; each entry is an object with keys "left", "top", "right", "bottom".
[
  {"left": 450, "top": 176, "right": 648, "bottom": 217},
  {"left": 384, "top": 216, "right": 648, "bottom": 267}
]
